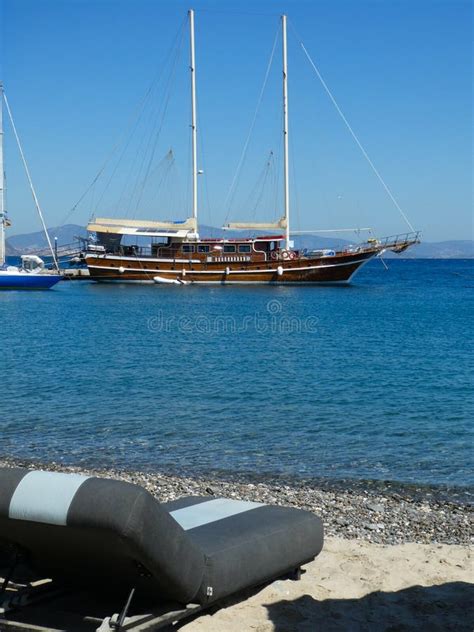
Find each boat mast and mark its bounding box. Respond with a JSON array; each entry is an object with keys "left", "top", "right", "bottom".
[
  {"left": 189, "top": 9, "right": 198, "bottom": 225},
  {"left": 282, "top": 14, "right": 290, "bottom": 250},
  {"left": 3, "top": 91, "right": 59, "bottom": 270},
  {"left": 0, "top": 83, "right": 5, "bottom": 266}
]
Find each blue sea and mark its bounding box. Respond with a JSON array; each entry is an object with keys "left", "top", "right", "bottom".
[{"left": 1, "top": 259, "right": 472, "bottom": 493}]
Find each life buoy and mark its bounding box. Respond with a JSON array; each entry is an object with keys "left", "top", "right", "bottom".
[
  {"left": 288, "top": 251, "right": 297, "bottom": 260},
  {"left": 270, "top": 251, "right": 279, "bottom": 260},
  {"left": 281, "top": 250, "right": 290, "bottom": 260}
]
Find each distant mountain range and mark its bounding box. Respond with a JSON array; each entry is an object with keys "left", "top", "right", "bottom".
[
  {"left": 5, "top": 223, "right": 473, "bottom": 258},
  {"left": 5, "top": 224, "right": 88, "bottom": 255},
  {"left": 383, "top": 240, "right": 473, "bottom": 259}
]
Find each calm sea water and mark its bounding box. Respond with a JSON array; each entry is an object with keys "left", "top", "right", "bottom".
[{"left": 1, "top": 259, "right": 472, "bottom": 490}]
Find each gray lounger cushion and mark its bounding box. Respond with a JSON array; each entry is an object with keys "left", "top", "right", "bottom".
[
  {"left": 0, "top": 468, "right": 323, "bottom": 605},
  {"left": 165, "top": 496, "right": 323, "bottom": 603}
]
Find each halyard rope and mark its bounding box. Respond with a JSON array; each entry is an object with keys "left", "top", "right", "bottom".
[{"left": 291, "top": 22, "right": 416, "bottom": 233}]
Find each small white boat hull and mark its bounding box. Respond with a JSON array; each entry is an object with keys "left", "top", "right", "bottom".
[{"left": 153, "top": 275, "right": 189, "bottom": 285}]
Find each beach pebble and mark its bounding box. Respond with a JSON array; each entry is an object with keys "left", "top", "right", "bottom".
[
  {"left": 364, "top": 523, "right": 385, "bottom": 531},
  {"left": 367, "top": 502, "right": 385, "bottom": 513}
]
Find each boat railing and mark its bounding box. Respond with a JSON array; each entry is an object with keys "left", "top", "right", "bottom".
[
  {"left": 22, "top": 241, "right": 83, "bottom": 258},
  {"left": 378, "top": 231, "right": 421, "bottom": 249},
  {"left": 87, "top": 244, "right": 154, "bottom": 257}
]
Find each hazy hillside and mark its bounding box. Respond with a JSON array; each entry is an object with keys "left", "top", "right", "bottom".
[
  {"left": 383, "top": 240, "right": 473, "bottom": 259},
  {"left": 6, "top": 224, "right": 87, "bottom": 254},
  {"left": 5, "top": 224, "right": 473, "bottom": 258},
  {"left": 5, "top": 241, "right": 19, "bottom": 256}
]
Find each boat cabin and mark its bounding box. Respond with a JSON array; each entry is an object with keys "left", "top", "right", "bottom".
[{"left": 150, "top": 235, "right": 285, "bottom": 262}]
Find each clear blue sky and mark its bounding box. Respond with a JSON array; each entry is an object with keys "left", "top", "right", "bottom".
[{"left": 1, "top": 0, "right": 472, "bottom": 241}]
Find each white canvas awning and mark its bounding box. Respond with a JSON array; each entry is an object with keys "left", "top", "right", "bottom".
[
  {"left": 87, "top": 217, "right": 198, "bottom": 237},
  {"left": 223, "top": 217, "right": 287, "bottom": 231}
]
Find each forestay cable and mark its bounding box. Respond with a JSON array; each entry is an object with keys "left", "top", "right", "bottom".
[
  {"left": 3, "top": 92, "right": 59, "bottom": 269},
  {"left": 291, "top": 23, "right": 415, "bottom": 233}
]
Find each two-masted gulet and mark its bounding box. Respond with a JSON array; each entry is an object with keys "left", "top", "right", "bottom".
[{"left": 83, "top": 11, "right": 419, "bottom": 285}]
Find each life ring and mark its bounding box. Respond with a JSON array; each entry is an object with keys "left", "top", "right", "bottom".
[
  {"left": 288, "top": 251, "right": 297, "bottom": 260},
  {"left": 281, "top": 250, "right": 290, "bottom": 260}
]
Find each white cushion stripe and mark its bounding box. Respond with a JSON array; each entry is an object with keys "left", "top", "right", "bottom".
[
  {"left": 170, "top": 498, "right": 262, "bottom": 530},
  {"left": 9, "top": 471, "right": 90, "bottom": 526}
]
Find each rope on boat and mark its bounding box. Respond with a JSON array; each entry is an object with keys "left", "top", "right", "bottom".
[
  {"left": 59, "top": 16, "right": 188, "bottom": 226},
  {"left": 2, "top": 92, "right": 59, "bottom": 270},
  {"left": 106, "top": 21, "right": 186, "bottom": 219},
  {"left": 128, "top": 27, "right": 186, "bottom": 218},
  {"left": 223, "top": 21, "right": 280, "bottom": 223},
  {"left": 239, "top": 150, "right": 276, "bottom": 222},
  {"left": 290, "top": 21, "right": 416, "bottom": 234}
]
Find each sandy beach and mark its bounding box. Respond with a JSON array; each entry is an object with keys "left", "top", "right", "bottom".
[{"left": 180, "top": 538, "right": 472, "bottom": 631}]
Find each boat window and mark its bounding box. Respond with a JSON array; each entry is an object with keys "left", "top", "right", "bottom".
[
  {"left": 198, "top": 245, "right": 210, "bottom": 253},
  {"left": 182, "top": 244, "right": 195, "bottom": 253},
  {"left": 224, "top": 245, "right": 236, "bottom": 253},
  {"left": 239, "top": 244, "right": 251, "bottom": 253}
]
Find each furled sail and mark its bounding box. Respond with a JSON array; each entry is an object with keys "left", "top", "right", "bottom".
[
  {"left": 223, "top": 217, "right": 287, "bottom": 231},
  {"left": 88, "top": 217, "right": 198, "bottom": 237}
]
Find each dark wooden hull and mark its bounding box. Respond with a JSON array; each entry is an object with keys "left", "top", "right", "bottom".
[{"left": 84, "top": 249, "right": 377, "bottom": 284}]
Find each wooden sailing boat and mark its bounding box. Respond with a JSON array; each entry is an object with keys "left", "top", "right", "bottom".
[
  {"left": 83, "top": 11, "right": 419, "bottom": 285},
  {"left": 0, "top": 83, "right": 61, "bottom": 290}
]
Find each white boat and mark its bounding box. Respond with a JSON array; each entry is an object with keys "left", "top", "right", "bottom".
[{"left": 0, "top": 83, "right": 61, "bottom": 290}]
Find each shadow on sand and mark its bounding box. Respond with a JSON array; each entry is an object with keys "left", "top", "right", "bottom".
[{"left": 264, "top": 581, "right": 474, "bottom": 631}]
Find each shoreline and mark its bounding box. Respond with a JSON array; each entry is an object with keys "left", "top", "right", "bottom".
[
  {"left": 1, "top": 456, "right": 471, "bottom": 546},
  {"left": 1, "top": 454, "right": 471, "bottom": 504}
]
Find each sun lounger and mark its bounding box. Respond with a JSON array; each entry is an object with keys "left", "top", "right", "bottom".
[{"left": 0, "top": 468, "right": 323, "bottom": 630}]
